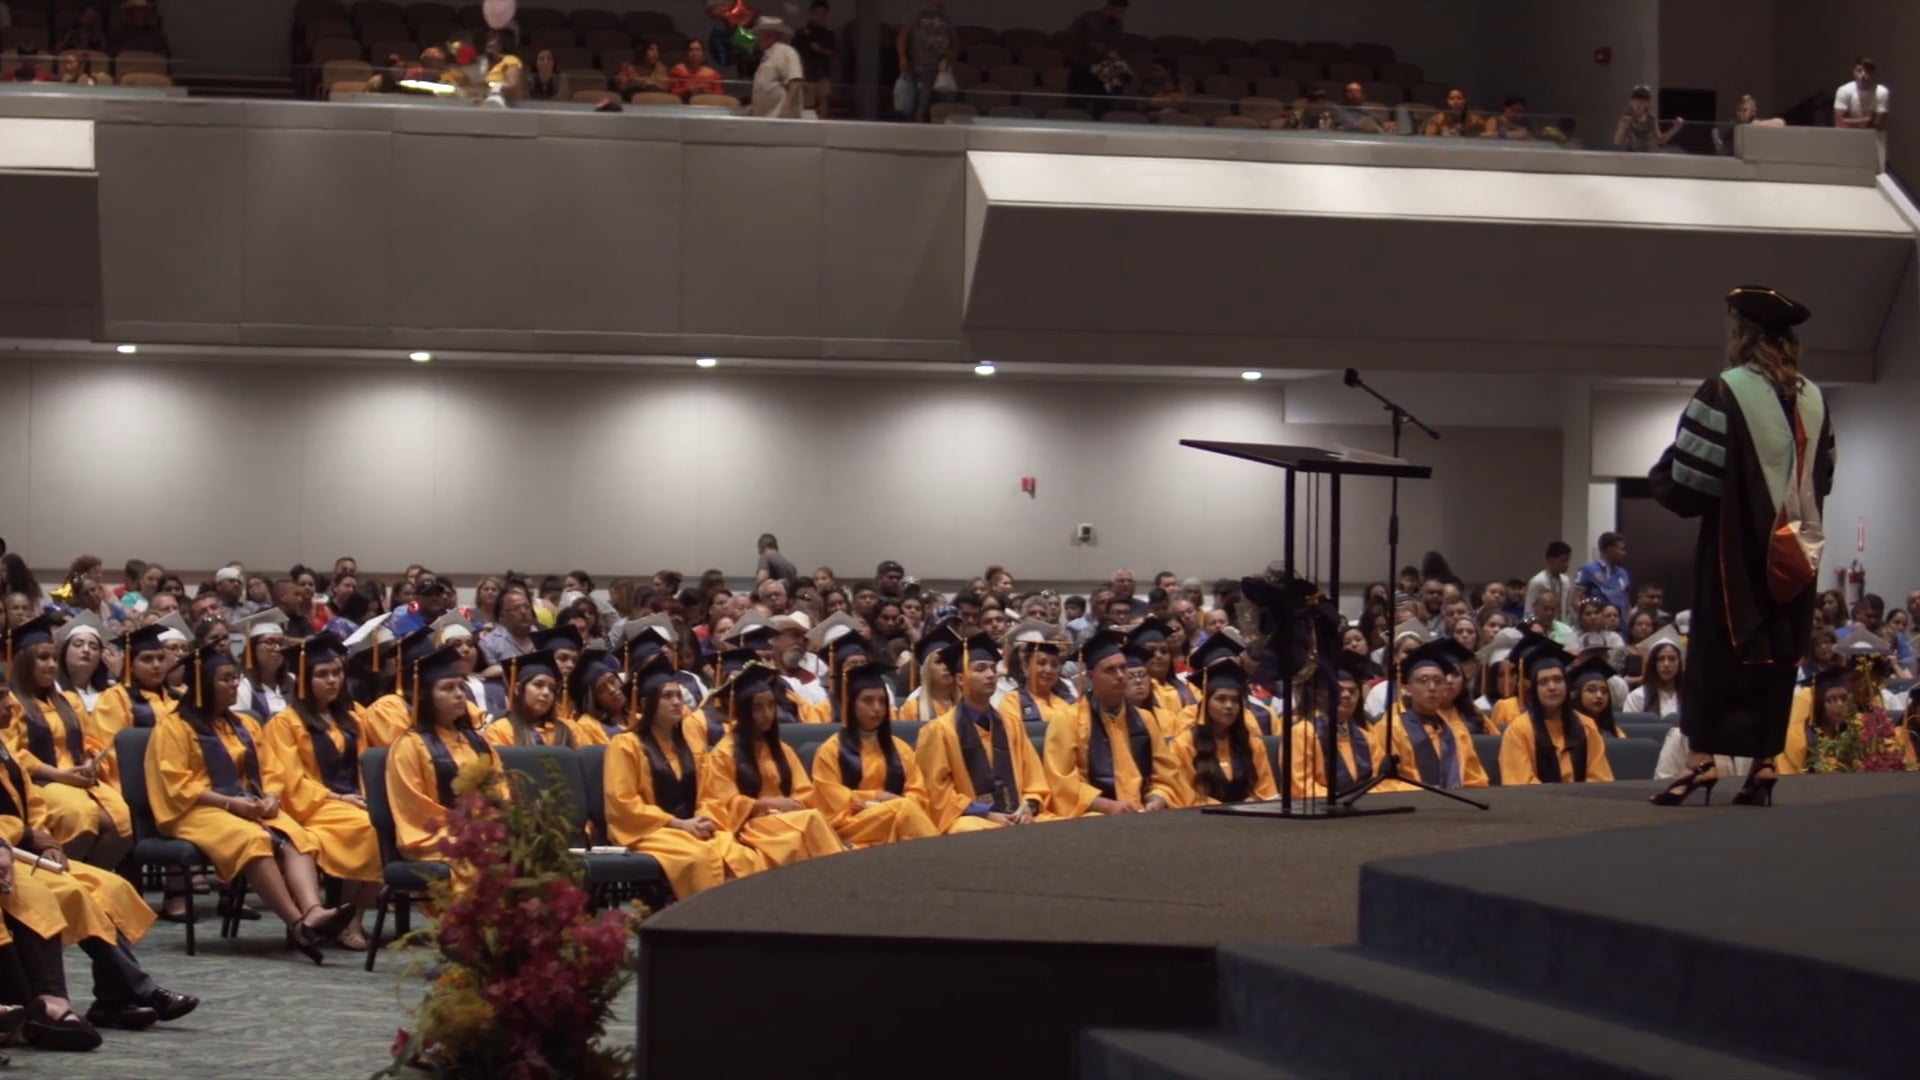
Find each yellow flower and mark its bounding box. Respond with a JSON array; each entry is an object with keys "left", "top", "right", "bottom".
[
  {"left": 420, "top": 979, "right": 496, "bottom": 1050},
  {"left": 453, "top": 756, "right": 499, "bottom": 797}
]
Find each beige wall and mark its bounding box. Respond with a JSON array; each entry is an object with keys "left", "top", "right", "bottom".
[{"left": 3, "top": 360, "right": 1560, "bottom": 588}]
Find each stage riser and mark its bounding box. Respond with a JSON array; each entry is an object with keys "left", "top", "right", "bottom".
[
  {"left": 1212, "top": 946, "right": 1802, "bottom": 1080},
  {"left": 1357, "top": 854, "right": 1918, "bottom": 1079},
  {"left": 1077, "top": 1030, "right": 1303, "bottom": 1080}
]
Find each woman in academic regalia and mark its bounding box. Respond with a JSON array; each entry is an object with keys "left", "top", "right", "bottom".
[
  {"left": 808, "top": 661, "right": 940, "bottom": 848},
  {"left": 1650, "top": 285, "right": 1835, "bottom": 807},
  {"left": 604, "top": 656, "right": 765, "bottom": 898},
  {"left": 230, "top": 609, "right": 293, "bottom": 722},
  {"left": 1777, "top": 655, "right": 1917, "bottom": 775},
  {"left": 54, "top": 614, "right": 113, "bottom": 712},
  {"left": 568, "top": 647, "right": 628, "bottom": 746},
  {"left": 995, "top": 620, "right": 1078, "bottom": 732},
  {"left": 1289, "top": 652, "right": 1383, "bottom": 799},
  {"left": 3, "top": 615, "right": 132, "bottom": 869},
  {"left": 895, "top": 630, "right": 959, "bottom": 723},
  {"left": 698, "top": 665, "right": 843, "bottom": 865},
  {"left": 1171, "top": 655, "right": 1277, "bottom": 806},
  {"left": 0, "top": 682, "right": 197, "bottom": 1042},
  {"left": 384, "top": 644, "right": 507, "bottom": 865},
  {"left": 1498, "top": 644, "right": 1615, "bottom": 785},
  {"left": 262, "top": 633, "right": 382, "bottom": 950},
  {"left": 1569, "top": 655, "right": 1626, "bottom": 738},
  {"left": 146, "top": 644, "right": 351, "bottom": 963},
  {"left": 482, "top": 650, "right": 577, "bottom": 748}
]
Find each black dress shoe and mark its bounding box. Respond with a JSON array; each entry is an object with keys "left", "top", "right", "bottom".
[
  {"left": 84, "top": 1001, "right": 160, "bottom": 1031},
  {"left": 136, "top": 988, "right": 200, "bottom": 1023},
  {"left": 27, "top": 1003, "right": 104, "bottom": 1050}
]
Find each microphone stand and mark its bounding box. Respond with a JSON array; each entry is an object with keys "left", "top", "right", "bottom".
[{"left": 1333, "top": 370, "right": 1488, "bottom": 811}]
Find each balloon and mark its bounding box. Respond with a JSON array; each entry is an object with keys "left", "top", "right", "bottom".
[
  {"left": 731, "top": 26, "right": 759, "bottom": 54},
  {"left": 483, "top": 0, "right": 516, "bottom": 31},
  {"left": 713, "top": 0, "right": 757, "bottom": 29}
]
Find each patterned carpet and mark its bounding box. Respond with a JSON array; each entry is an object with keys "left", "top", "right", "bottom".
[{"left": 3, "top": 914, "right": 639, "bottom": 1079}]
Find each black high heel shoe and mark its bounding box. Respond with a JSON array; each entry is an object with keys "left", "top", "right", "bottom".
[
  {"left": 1650, "top": 759, "right": 1719, "bottom": 806},
  {"left": 1732, "top": 758, "right": 1777, "bottom": 807}
]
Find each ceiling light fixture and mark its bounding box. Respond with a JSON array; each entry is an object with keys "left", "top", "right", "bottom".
[
  {"left": 1240, "top": 370, "right": 1264, "bottom": 381},
  {"left": 696, "top": 357, "right": 718, "bottom": 368},
  {"left": 115, "top": 344, "right": 138, "bottom": 355},
  {"left": 409, "top": 351, "right": 432, "bottom": 363},
  {"left": 974, "top": 362, "right": 997, "bottom": 376}
]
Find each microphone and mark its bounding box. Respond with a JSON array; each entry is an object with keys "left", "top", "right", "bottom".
[{"left": 1343, "top": 368, "right": 1361, "bottom": 387}]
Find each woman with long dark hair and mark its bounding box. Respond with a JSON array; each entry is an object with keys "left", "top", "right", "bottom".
[
  {"left": 233, "top": 609, "right": 294, "bottom": 722},
  {"left": 1289, "top": 653, "right": 1380, "bottom": 798},
  {"left": 1171, "top": 654, "right": 1276, "bottom": 805},
  {"left": 481, "top": 650, "right": 576, "bottom": 748},
  {"left": 697, "top": 665, "right": 842, "bottom": 865},
  {"left": 808, "top": 661, "right": 938, "bottom": 847},
  {"left": 0, "top": 555, "right": 42, "bottom": 613},
  {"left": 1570, "top": 655, "right": 1626, "bottom": 738},
  {"left": 262, "top": 633, "right": 381, "bottom": 950},
  {"left": 1625, "top": 626, "right": 1685, "bottom": 717},
  {"left": 384, "top": 644, "right": 505, "bottom": 869},
  {"left": 606, "top": 656, "right": 764, "bottom": 898},
  {"left": 145, "top": 644, "right": 352, "bottom": 963},
  {"left": 54, "top": 614, "right": 113, "bottom": 711},
  {"left": 91, "top": 623, "right": 178, "bottom": 744},
  {"left": 568, "top": 647, "right": 628, "bottom": 746},
  {"left": 1498, "top": 643, "right": 1614, "bottom": 784},
  {"left": 4, "top": 616, "right": 132, "bottom": 869}
]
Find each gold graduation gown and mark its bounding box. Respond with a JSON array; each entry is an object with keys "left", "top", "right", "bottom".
[
  {"left": 145, "top": 711, "right": 321, "bottom": 881},
  {"left": 1778, "top": 711, "right": 1919, "bottom": 774},
  {"left": 0, "top": 743, "right": 155, "bottom": 947},
  {"left": 1489, "top": 696, "right": 1522, "bottom": 733},
  {"left": 1170, "top": 725, "right": 1279, "bottom": 806},
  {"left": 1285, "top": 716, "right": 1385, "bottom": 799},
  {"left": 360, "top": 693, "right": 414, "bottom": 750},
  {"left": 91, "top": 683, "right": 178, "bottom": 787},
  {"left": 385, "top": 726, "right": 505, "bottom": 862},
  {"left": 6, "top": 689, "right": 132, "bottom": 845},
  {"left": 796, "top": 696, "right": 899, "bottom": 726},
  {"left": 479, "top": 716, "right": 578, "bottom": 748},
  {"left": 1374, "top": 706, "right": 1493, "bottom": 791},
  {"left": 914, "top": 703, "right": 1054, "bottom": 832},
  {"left": 262, "top": 705, "right": 382, "bottom": 882},
  {"left": 1153, "top": 677, "right": 1199, "bottom": 720},
  {"left": 808, "top": 731, "right": 940, "bottom": 848},
  {"left": 698, "top": 735, "right": 842, "bottom": 866},
  {"left": 1498, "top": 712, "right": 1615, "bottom": 784},
  {"left": 604, "top": 730, "right": 763, "bottom": 898},
  {"left": 996, "top": 684, "right": 1078, "bottom": 734},
  {"left": 1043, "top": 699, "right": 1188, "bottom": 816}
]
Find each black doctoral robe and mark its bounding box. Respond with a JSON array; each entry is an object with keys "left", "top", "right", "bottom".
[{"left": 1649, "top": 365, "right": 1835, "bottom": 758}]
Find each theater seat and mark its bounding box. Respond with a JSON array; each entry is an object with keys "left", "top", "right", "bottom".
[
  {"left": 358, "top": 746, "right": 449, "bottom": 972},
  {"left": 494, "top": 745, "right": 668, "bottom": 911},
  {"left": 1618, "top": 721, "right": 1672, "bottom": 742},
  {"left": 116, "top": 728, "right": 243, "bottom": 957},
  {"left": 891, "top": 721, "right": 925, "bottom": 748},
  {"left": 1606, "top": 737, "right": 1660, "bottom": 781},
  {"left": 1471, "top": 734, "right": 1503, "bottom": 786}
]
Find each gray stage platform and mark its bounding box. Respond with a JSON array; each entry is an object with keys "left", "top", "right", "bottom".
[{"left": 638, "top": 775, "right": 1919, "bottom": 1079}]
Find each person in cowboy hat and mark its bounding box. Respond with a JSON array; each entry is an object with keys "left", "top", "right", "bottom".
[{"left": 749, "top": 15, "right": 806, "bottom": 118}]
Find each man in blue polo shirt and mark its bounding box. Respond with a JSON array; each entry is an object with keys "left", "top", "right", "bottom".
[{"left": 1575, "top": 532, "right": 1632, "bottom": 612}]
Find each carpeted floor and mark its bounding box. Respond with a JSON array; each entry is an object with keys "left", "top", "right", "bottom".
[{"left": 1, "top": 916, "right": 639, "bottom": 1079}]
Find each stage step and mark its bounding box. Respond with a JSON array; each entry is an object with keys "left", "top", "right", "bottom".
[
  {"left": 1216, "top": 945, "right": 1809, "bottom": 1079},
  {"left": 1078, "top": 1030, "right": 1312, "bottom": 1080},
  {"left": 1355, "top": 799, "right": 1920, "bottom": 1078}
]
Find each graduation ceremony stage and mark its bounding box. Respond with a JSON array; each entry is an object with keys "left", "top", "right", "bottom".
[{"left": 638, "top": 774, "right": 1920, "bottom": 1079}]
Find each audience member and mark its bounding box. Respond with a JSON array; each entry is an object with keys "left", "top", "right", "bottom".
[
  {"left": 1613, "top": 85, "right": 1684, "bottom": 151},
  {"left": 1064, "top": 0, "right": 1129, "bottom": 104},
  {"left": 522, "top": 48, "right": 558, "bottom": 99},
  {"left": 1712, "top": 93, "right": 1786, "bottom": 154},
  {"left": 794, "top": 1, "right": 836, "bottom": 118},
  {"left": 1575, "top": 532, "right": 1631, "bottom": 611},
  {"left": 1332, "top": 81, "right": 1393, "bottom": 133},
  {"left": 1487, "top": 95, "right": 1533, "bottom": 139},
  {"left": 1833, "top": 55, "right": 1890, "bottom": 155},
  {"left": 1422, "top": 88, "right": 1480, "bottom": 135},
  {"left": 749, "top": 17, "right": 805, "bottom": 118},
  {"left": 57, "top": 52, "right": 99, "bottom": 86},
  {"left": 670, "top": 39, "right": 724, "bottom": 101},
  {"left": 58, "top": 7, "right": 106, "bottom": 54},
  {"left": 896, "top": 0, "right": 955, "bottom": 122},
  {"left": 1524, "top": 541, "right": 1574, "bottom": 625}
]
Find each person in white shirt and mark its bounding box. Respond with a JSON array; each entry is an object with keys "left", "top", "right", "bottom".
[
  {"left": 1834, "top": 55, "right": 1890, "bottom": 164},
  {"left": 749, "top": 17, "right": 806, "bottom": 118},
  {"left": 1523, "top": 540, "right": 1575, "bottom": 626},
  {"left": 1624, "top": 625, "right": 1684, "bottom": 718}
]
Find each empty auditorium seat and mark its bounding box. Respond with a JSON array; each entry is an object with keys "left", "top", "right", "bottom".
[
  {"left": 1607, "top": 738, "right": 1661, "bottom": 781},
  {"left": 516, "top": 7, "right": 568, "bottom": 30},
  {"left": 1328, "top": 61, "right": 1373, "bottom": 85},
  {"left": 559, "top": 67, "right": 606, "bottom": 98},
  {"left": 353, "top": 1, "right": 404, "bottom": 26},
  {"left": 1472, "top": 734, "right": 1503, "bottom": 786},
  {"left": 1366, "top": 81, "right": 1406, "bottom": 106},
  {"left": 1154, "top": 110, "right": 1203, "bottom": 126},
  {"left": 597, "top": 47, "right": 633, "bottom": 76},
  {"left": 1184, "top": 94, "right": 1232, "bottom": 120},
  {"left": 1381, "top": 62, "right": 1425, "bottom": 87},
  {"left": 403, "top": 3, "right": 455, "bottom": 26},
  {"left": 1044, "top": 107, "right": 1091, "bottom": 122},
  {"left": 1202, "top": 74, "right": 1246, "bottom": 100},
  {"left": 331, "top": 79, "right": 369, "bottom": 100},
  {"left": 320, "top": 58, "right": 372, "bottom": 90},
  {"left": 988, "top": 64, "right": 1035, "bottom": 91},
  {"left": 1252, "top": 77, "right": 1300, "bottom": 102},
  {"left": 1300, "top": 40, "right": 1349, "bottom": 64},
  {"left": 1017, "top": 46, "right": 1063, "bottom": 71},
  {"left": 1238, "top": 96, "right": 1289, "bottom": 124},
  {"left": 946, "top": 61, "right": 981, "bottom": 88},
  {"left": 366, "top": 39, "right": 417, "bottom": 64},
  {"left": 1203, "top": 36, "right": 1251, "bottom": 59},
  {"left": 310, "top": 38, "right": 364, "bottom": 66},
  {"left": 114, "top": 50, "right": 169, "bottom": 77},
  {"left": 629, "top": 91, "right": 682, "bottom": 106},
  {"left": 1101, "top": 110, "right": 1147, "bottom": 124},
  {"left": 989, "top": 105, "right": 1036, "bottom": 119},
  {"left": 1409, "top": 81, "right": 1451, "bottom": 107},
  {"left": 1273, "top": 60, "right": 1322, "bottom": 84},
  {"left": 571, "top": 9, "right": 622, "bottom": 34},
  {"left": 1153, "top": 35, "right": 1201, "bottom": 55},
  {"left": 966, "top": 42, "right": 1011, "bottom": 70},
  {"left": 1213, "top": 114, "right": 1259, "bottom": 129},
  {"left": 625, "top": 12, "right": 676, "bottom": 36},
  {"left": 530, "top": 26, "right": 577, "bottom": 50},
  {"left": 360, "top": 20, "right": 410, "bottom": 46},
  {"left": 1038, "top": 66, "right": 1070, "bottom": 93},
  {"left": 930, "top": 102, "right": 978, "bottom": 123},
  {"left": 1176, "top": 54, "right": 1222, "bottom": 80},
  {"left": 572, "top": 89, "right": 611, "bottom": 103},
  {"left": 1224, "top": 57, "right": 1270, "bottom": 81},
  {"left": 1349, "top": 43, "right": 1397, "bottom": 68},
  {"left": 582, "top": 28, "right": 631, "bottom": 57},
  {"left": 1000, "top": 27, "right": 1048, "bottom": 53},
  {"left": 690, "top": 93, "right": 741, "bottom": 108},
  {"left": 1251, "top": 38, "right": 1300, "bottom": 63},
  {"left": 546, "top": 44, "right": 591, "bottom": 71},
  {"left": 306, "top": 19, "right": 355, "bottom": 44}
]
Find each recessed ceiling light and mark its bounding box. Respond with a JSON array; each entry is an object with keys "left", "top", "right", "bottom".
[
  {"left": 696, "top": 357, "right": 718, "bottom": 368},
  {"left": 409, "top": 351, "right": 432, "bottom": 363},
  {"left": 115, "top": 344, "right": 137, "bottom": 355},
  {"left": 974, "top": 362, "right": 997, "bottom": 376},
  {"left": 1240, "top": 370, "right": 1264, "bottom": 381}
]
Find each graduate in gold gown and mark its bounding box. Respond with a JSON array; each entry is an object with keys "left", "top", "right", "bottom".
[
  {"left": 1498, "top": 642, "right": 1614, "bottom": 784},
  {"left": 1568, "top": 654, "right": 1627, "bottom": 738},
  {"left": 568, "top": 646, "right": 627, "bottom": 747},
  {"left": 90, "top": 624, "right": 180, "bottom": 747},
  {"left": 481, "top": 650, "right": 579, "bottom": 748},
  {"left": 683, "top": 646, "right": 757, "bottom": 754},
  {"left": 3, "top": 616, "right": 131, "bottom": 869},
  {"left": 0, "top": 682, "right": 197, "bottom": 1039},
  {"left": 1173, "top": 631, "right": 1275, "bottom": 739},
  {"left": 996, "top": 619, "right": 1078, "bottom": 731},
  {"left": 1779, "top": 660, "right": 1918, "bottom": 775},
  {"left": 796, "top": 613, "right": 883, "bottom": 725},
  {"left": 262, "top": 632, "right": 382, "bottom": 950},
  {"left": 529, "top": 624, "right": 584, "bottom": 726},
  {"left": 144, "top": 644, "right": 354, "bottom": 964},
  {"left": 356, "top": 623, "right": 426, "bottom": 749},
  {"left": 1044, "top": 630, "right": 1186, "bottom": 816},
  {"left": 384, "top": 643, "right": 508, "bottom": 863},
  {"left": 604, "top": 655, "right": 763, "bottom": 898},
  {"left": 1486, "top": 629, "right": 1556, "bottom": 733},
  {"left": 431, "top": 613, "right": 503, "bottom": 723},
  {"left": 916, "top": 634, "right": 1050, "bottom": 832},
  {"left": 1377, "top": 639, "right": 1493, "bottom": 792},
  {"left": 1171, "top": 654, "right": 1278, "bottom": 806},
  {"left": 896, "top": 629, "right": 960, "bottom": 723},
  {"left": 697, "top": 664, "right": 843, "bottom": 864},
  {"left": 1287, "top": 653, "right": 1384, "bottom": 799},
  {"left": 1131, "top": 617, "right": 1198, "bottom": 717},
  {"left": 808, "top": 660, "right": 940, "bottom": 847}
]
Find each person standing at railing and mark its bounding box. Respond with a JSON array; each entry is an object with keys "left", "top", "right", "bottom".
[
  {"left": 1614, "top": 85, "right": 1685, "bottom": 151},
  {"left": 748, "top": 16, "right": 805, "bottom": 118},
  {"left": 794, "top": 1, "right": 835, "bottom": 119},
  {"left": 1712, "top": 94, "right": 1786, "bottom": 155},
  {"left": 896, "top": 0, "right": 955, "bottom": 122},
  {"left": 1834, "top": 56, "right": 1890, "bottom": 167}
]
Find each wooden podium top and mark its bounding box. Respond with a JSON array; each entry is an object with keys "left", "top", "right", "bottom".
[{"left": 1180, "top": 440, "right": 1432, "bottom": 480}]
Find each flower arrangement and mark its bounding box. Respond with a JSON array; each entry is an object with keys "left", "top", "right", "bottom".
[
  {"left": 378, "top": 757, "right": 638, "bottom": 1079},
  {"left": 1811, "top": 704, "right": 1912, "bottom": 774}
]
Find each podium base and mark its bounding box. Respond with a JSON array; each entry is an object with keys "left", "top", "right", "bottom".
[{"left": 1199, "top": 802, "right": 1417, "bottom": 821}]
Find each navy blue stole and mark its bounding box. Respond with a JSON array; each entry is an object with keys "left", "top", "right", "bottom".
[
  {"left": 422, "top": 725, "right": 492, "bottom": 807},
  {"left": 130, "top": 690, "right": 157, "bottom": 729},
  {"left": 638, "top": 731, "right": 699, "bottom": 818},
  {"left": 1399, "top": 712, "right": 1460, "bottom": 789},
  {"left": 24, "top": 693, "right": 87, "bottom": 766},
  {"left": 304, "top": 712, "right": 361, "bottom": 795},
  {"left": 702, "top": 707, "right": 725, "bottom": 748},
  {"left": 837, "top": 730, "right": 905, "bottom": 796},
  {"left": 197, "top": 716, "right": 266, "bottom": 797},
  {"left": 1317, "top": 715, "right": 1374, "bottom": 791},
  {"left": 955, "top": 700, "right": 1021, "bottom": 812},
  {"left": 1087, "top": 702, "right": 1153, "bottom": 801},
  {"left": 1016, "top": 690, "right": 1043, "bottom": 726},
  {"left": 0, "top": 745, "right": 29, "bottom": 820}
]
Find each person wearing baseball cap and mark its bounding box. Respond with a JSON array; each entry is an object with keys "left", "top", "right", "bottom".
[{"left": 389, "top": 573, "right": 458, "bottom": 638}]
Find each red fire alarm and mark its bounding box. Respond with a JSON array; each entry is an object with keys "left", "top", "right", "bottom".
[
  {"left": 1593, "top": 46, "right": 1612, "bottom": 65},
  {"left": 1020, "top": 477, "right": 1037, "bottom": 497}
]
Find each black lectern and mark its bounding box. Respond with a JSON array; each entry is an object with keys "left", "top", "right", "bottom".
[{"left": 1179, "top": 439, "right": 1432, "bottom": 819}]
